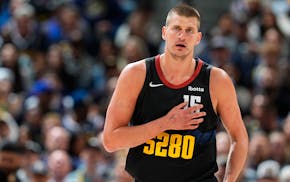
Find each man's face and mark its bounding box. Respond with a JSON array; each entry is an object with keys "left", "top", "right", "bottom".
[
  {"left": 162, "top": 13, "right": 202, "bottom": 58},
  {"left": 0, "top": 122, "right": 9, "bottom": 141},
  {"left": 0, "top": 151, "right": 22, "bottom": 173}
]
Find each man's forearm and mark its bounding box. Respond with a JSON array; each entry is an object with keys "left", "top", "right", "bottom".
[
  {"left": 223, "top": 140, "right": 248, "bottom": 182},
  {"left": 103, "top": 116, "right": 168, "bottom": 152}
]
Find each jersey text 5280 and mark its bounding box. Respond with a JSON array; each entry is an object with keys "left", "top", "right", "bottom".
[{"left": 143, "top": 132, "right": 195, "bottom": 159}]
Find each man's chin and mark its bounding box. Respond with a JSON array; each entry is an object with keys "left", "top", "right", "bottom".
[{"left": 170, "top": 51, "right": 189, "bottom": 60}]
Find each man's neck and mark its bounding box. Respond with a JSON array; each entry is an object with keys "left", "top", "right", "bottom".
[{"left": 159, "top": 53, "right": 196, "bottom": 85}]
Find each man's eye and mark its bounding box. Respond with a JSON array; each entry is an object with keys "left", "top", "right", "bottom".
[
  {"left": 172, "top": 27, "right": 181, "bottom": 31},
  {"left": 185, "top": 29, "right": 193, "bottom": 34}
]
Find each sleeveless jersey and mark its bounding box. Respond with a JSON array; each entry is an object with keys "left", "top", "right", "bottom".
[{"left": 125, "top": 55, "right": 220, "bottom": 182}]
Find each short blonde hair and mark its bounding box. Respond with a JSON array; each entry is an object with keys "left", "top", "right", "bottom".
[{"left": 166, "top": 3, "right": 200, "bottom": 29}]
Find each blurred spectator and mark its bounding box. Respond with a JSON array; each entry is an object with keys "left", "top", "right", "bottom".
[
  {"left": 62, "top": 100, "right": 84, "bottom": 134},
  {"left": 41, "top": 3, "right": 91, "bottom": 50},
  {"left": 97, "top": 132, "right": 116, "bottom": 181},
  {"left": 0, "top": 2, "right": 46, "bottom": 52},
  {"left": 256, "top": 160, "right": 280, "bottom": 182},
  {"left": 0, "top": 109, "right": 19, "bottom": 143},
  {"left": 27, "top": 76, "right": 62, "bottom": 114},
  {"left": 0, "top": 140, "right": 25, "bottom": 181},
  {"left": 98, "top": 75, "right": 119, "bottom": 115},
  {"left": 29, "top": 50, "right": 46, "bottom": 80},
  {"left": 0, "top": 67, "right": 14, "bottom": 97},
  {"left": 263, "top": 27, "right": 286, "bottom": 57},
  {"left": 282, "top": 114, "right": 290, "bottom": 162},
  {"left": 114, "top": 6, "right": 160, "bottom": 56},
  {"left": 24, "top": 140, "right": 42, "bottom": 162},
  {"left": 96, "top": 37, "right": 120, "bottom": 78},
  {"left": 245, "top": 131, "right": 270, "bottom": 179},
  {"left": 239, "top": 0, "right": 264, "bottom": 42},
  {"left": 253, "top": 36, "right": 289, "bottom": 119},
  {"left": 117, "top": 35, "right": 149, "bottom": 71},
  {"left": 279, "top": 165, "right": 290, "bottom": 182},
  {"left": 210, "top": 12, "right": 236, "bottom": 51},
  {"left": 44, "top": 126, "right": 71, "bottom": 155},
  {"left": 248, "top": 93, "right": 279, "bottom": 133},
  {"left": 259, "top": 8, "right": 282, "bottom": 41},
  {"left": 0, "top": 57, "right": 23, "bottom": 124},
  {"left": 21, "top": 96, "right": 44, "bottom": 144},
  {"left": 253, "top": 42, "right": 281, "bottom": 92},
  {"left": 46, "top": 43, "right": 76, "bottom": 92},
  {"left": 254, "top": 65, "right": 279, "bottom": 101},
  {"left": 253, "top": 37, "right": 288, "bottom": 93},
  {"left": 86, "top": 102, "right": 105, "bottom": 135},
  {"left": 28, "top": 160, "right": 48, "bottom": 182},
  {"left": 61, "top": 37, "right": 106, "bottom": 94},
  {"left": 38, "top": 71, "right": 67, "bottom": 113},
  {"left": 17, "top": 140, "right": 42, "bottom": 182},
  {"left": 274, "top": 57, "right": 290, "bottom": 118},
  {"left": 216, "top": 130, "right": 230, "bottom": 157},
  {"left": 208, "top": 35, "right": 233, "bottom": 69},
  {"left": 109, "top": 149, "right": 133, "bottom": 182},
  {"left": 90, "top": 0, "right": 131, "bottom": 50},
  {"left": 231, "top": 19, "right": 259, "bottom": 89},
  {"left": 275, "top": 1, "right": 290, "bottom": 47},
  {"left": 41, "top": 112, "right": 62, "bottom": 144},
  {"left": 66, "top": 136, "right": 108, "bottom": 182},
  {"left": 67, "top": 132, "right": 86, "bottom": 170},
  {"left": 269, "top": 131, "right": 288, "bottom": 165},
  {"left": 215, "top": 130, "right": 230, "bottom": 182},
  {"left": 29, "top": 0, "right": 71, "bottom": 15},
  {"left": 47, "top": 149, "right": 72, "bottom": 182},
  {"left": 18, "top": 125, "right": 31, "bottom": 145},
  {"left": 0, "top": 43, "right": 34, "bottom": 93},
  {"left": 62, "top": 98, "right": 93, "bottom": 135},
  {"left": 207, "top": 35, "right": 243, "bottom": 103},
  {"left": 0, "top": 0, "right": 11, "bottom": 28},
  {"left": 215, "top": 155, "right": 227, "bottom": 182}
]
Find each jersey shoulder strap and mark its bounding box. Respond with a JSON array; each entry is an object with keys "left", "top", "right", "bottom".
[
  {"left": 144, "top": 55, "right": 158, "bottom": 85},
  {"left": 131, "top": 56, "right": 157, "bottom": 124}
]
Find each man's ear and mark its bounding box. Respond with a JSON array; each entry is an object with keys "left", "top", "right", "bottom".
[
  {"left": 161, "top": 26, "right": 166, "bottom": 40},
  {"left": 194, "top": 32, "right": 202, "bottom": 46}
]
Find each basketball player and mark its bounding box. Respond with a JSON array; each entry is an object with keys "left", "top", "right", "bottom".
[{"left": 103, "top": 3, "right": 248, "bottom": 182}]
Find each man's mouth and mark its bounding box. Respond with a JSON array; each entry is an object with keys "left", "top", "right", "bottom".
[{"left": 176, "top": 44, "right": 186, "bottom": 48}]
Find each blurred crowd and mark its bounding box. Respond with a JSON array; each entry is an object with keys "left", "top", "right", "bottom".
[{"left": 0, "top": 0, "right": 289, "bottom": 181}]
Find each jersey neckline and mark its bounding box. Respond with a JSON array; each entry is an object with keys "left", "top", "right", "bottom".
[{"left": 155, "top": 54, "right": 203, "bottom": 89}]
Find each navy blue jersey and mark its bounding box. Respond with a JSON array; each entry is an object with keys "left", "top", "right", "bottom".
[{"left": 125, "top": 55, "right": 220, "bottom": 182}]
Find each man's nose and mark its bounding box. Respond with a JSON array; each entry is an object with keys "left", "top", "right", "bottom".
[
  {"left": 177, "top": 30, "right": 185, "bottom": 36},
  {"left": 177, "top": 30, "right": 186, "bottom": 38}
]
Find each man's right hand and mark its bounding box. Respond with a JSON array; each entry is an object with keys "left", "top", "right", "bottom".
[{"left": 164, "top": 102, "right": 206, "bottom": 130}]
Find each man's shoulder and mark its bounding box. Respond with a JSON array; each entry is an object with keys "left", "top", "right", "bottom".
[
  {"left": 117, "top": 59, "right": 147, "bottom": 87},
  {"left": 127, "top": 55, "right": 158, "bottom": 69},
  {"left": 210, "top": 67, "right": 230, "bottom": 81},
  {"left": 210, "top": 66, "right": 235, "bottom": 95},
  {"left": 123, "top": 59, "right": 146, "bottom": 75}
]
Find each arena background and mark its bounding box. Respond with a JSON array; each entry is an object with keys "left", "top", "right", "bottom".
[{"left": 0, "top": 0, "right": 289, "bottom": 181}]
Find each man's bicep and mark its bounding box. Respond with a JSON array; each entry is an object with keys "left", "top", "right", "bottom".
[
  {"left": 106, "top": 89, "right": 137, "bottom": 128},
  {"left": 212, "top": 69, "right": 244, "bottom": 136},
  {"left": 105, "top": 62, "right": 146, "bottom": 129}
]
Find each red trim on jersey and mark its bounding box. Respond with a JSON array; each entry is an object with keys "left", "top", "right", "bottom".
[{"left": 155, "top": 54, "right": 203, "bottom": 89}]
